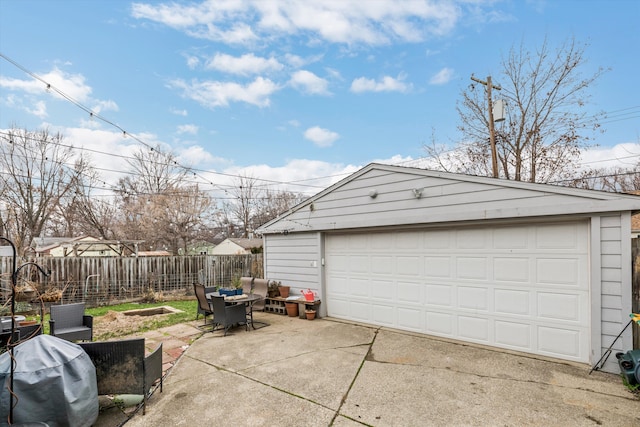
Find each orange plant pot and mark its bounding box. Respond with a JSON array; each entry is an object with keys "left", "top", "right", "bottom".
[{"left": 285, "top": 302, "right": 298, "bottom": 317}]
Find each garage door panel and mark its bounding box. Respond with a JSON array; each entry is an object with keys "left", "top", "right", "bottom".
[
  {"left": 494, "top": 289, "right": 530, "bottom": 316},
  {"left": 494, "top": 227, "right": 528, "bottom": 249},
  {"left": 423, "top": 230, "right": 451, "bottom": 248},
  {"left": 349, "top": 301, "right": 370, "bottom": 321},
  {"left": 426, "top": 311, "right": 454, "bottom": 335},
  {"left": 425, "top": 284, "right": 453, "bottom": 307},
  {"left": 350, "top": 278, "right": 370, "bottom": 297},
  {"left": 397, "top": 256, "right": 421, "bottom": 276},
  {"left": 536, "top": 223, "right": 580, "bottom": 250},
  {"left": 458, "top": 316, "right": 489, "bottom": 342},
  {"left": 456, "top": 257, "right": 488, "bottom": 280},
  {"left": 536, "top": 258, "right": 582, "bottom": 286},
  {"left": 457, "top": 228, "right": 487, "bottom": 249},
  {"left": 537, "top": 292, "right": 582, "bottom": 322},
  {"left": 397, "top": 281, "right": 421, "bottom": 303},
  {"left": 327, "top": 298, "right": 350, "bottom": 317},
  {"left": 327, "top": 254, "right": 348, "bottom": 272},
  {"left": 372, "top": 304, "right": 395, "bottom": 326},
  {"left": 458, "top": 286, "right": 488, "bottom": 311},
  {"left": 493, "top": 257, "right": 530, "bottom": 282},
  {"left": 398, "top": 307, "right": 422, "bottom": 331},
  {"left": 349, "top": 255, "right": 369, "bottom": 273},
  {"left": 424, "top": 256, "right": 451, "bottom": 278},
  {"left": 537, "top": 326, "right": 583, "bottom": 359},
  {"left": 396, "top": 232, "right": 421, "bottom": 249},
  {"left": 325, "top": 221, "right": 590, "bottom": 363},
  {"left": 371, "top": 279, "right": 391, "bottom": 300},
  {"left": 371, "top": 255, "right": 393, "bottom": 274},
  {"left": 495, "top": 321, "right": 531, "bottom": 349}
]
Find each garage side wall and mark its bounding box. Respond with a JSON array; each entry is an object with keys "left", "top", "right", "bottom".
[
  {"left": 263, "top": 232, "right": 323, "bottom": 313},
  {"left": 598, "top": 212, "right": 633, "bottom": 373}
]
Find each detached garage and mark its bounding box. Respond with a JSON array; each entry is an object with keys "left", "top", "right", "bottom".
[{"left": 257, "top": 163, "right": 640, "bottom": 373}]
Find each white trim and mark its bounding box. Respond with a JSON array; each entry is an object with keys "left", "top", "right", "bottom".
[
  {"left": 589, "top": 216, "right": 602, "bottom": 366},
  {"left": 621, "top": 211, "right": 633, "bottom": 350}
]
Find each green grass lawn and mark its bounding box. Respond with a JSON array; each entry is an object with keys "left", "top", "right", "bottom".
[
  {"left": 24, "top": 300, "right": 199, "bottom": 340},
  {"left": 88, "top": 300, "right": 199, "bottom": 340}
]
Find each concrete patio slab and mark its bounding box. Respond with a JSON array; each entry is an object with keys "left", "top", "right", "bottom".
[{"left": 99, "top": 312, "right": 639, "bottom": 427}]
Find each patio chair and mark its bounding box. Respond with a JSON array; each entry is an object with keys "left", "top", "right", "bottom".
[
  {"left": 248, "top": 278, "right": 269, "bottom": 329},
  {"left": 210, "top": 296, "right": 247, "bottom": 336},
  {"left": 241, "top": 277, "right": 254, "bottom": 295},
  {"left": 49, "top": 303, "right": 93, "bottom": 342},
  {"left": 194, "top": 284, "right": 215, "bottom": 325}
]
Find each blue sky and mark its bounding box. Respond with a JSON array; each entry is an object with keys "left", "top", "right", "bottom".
[{"left": 1, "top": 0, "right": 639, "bottom": 196}]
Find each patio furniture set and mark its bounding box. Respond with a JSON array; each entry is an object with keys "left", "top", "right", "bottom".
[{"left": 194, "top": 277, "right": 322, "bottom": 336}]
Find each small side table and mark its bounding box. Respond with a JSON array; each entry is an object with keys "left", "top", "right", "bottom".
[{"left": 294, "top": 298, "right": 321, "bottom": 319}]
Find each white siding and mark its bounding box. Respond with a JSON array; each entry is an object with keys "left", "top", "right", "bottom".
[
  {"left": 264, "top": 232, "right": 323, "bottom": 314},
  {"left": 598, "top": 213, "right": 633, "bottom": 373},
  {"left": 260, "top": 167, "right": 636, "bottom": 235}
]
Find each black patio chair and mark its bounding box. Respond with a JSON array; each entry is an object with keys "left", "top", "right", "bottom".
[
  {"left": 210, "top": 295, "right": 247, "bottom": 336},
  {"left": 49, "top": 303, "right": 93, "bottom": 342},
  {"left": 194, "top": 283, "right": 215, "bottom": 326}
]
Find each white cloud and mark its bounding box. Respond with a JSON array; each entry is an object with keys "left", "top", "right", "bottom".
[
  {"left": 132, "top": 0, "right": 461, "bottom": 46},
  {"left": 27, "top": 101, "right": 47, "bottom": 119},
  {"left": 289, "top": 70, "right": 331, "bottom": 95},
  {"left": 92, "top": 99, "right": 119, "bottom": 114},
  {"left": 429, "top": 67, "right": 454, "bottom": 85},
  {"left": 177, "top": 124, "right": 198, "bottom": 135},
  {"left": 350, "top": 74, "right": 411, "bottom": 93},
  {"left": 304, "top": 126, "right": 340, "bottom": 147},
  {"left": 580, "top": 142, "right": 640, "bottom": 170},
  {"left": 169, "top": 77, "right": 280, "bottom": 108},
  {"left": 185, "top": 55, "right": 200, "bottom": 69},
  {"left": 0, "top": 66, "right": 93, "bottom": 102},
  {"left": 226, "top": 159, "right": 359, "bottom": 196},
  {"left": 177, "top": 145, "right": 218, "bottom": 166},
  {"left": 170, "top": 108, "right": 188, "bottom": 116},
  {"left": 205, "top": 53, "right": 283, "bottom": 75}
]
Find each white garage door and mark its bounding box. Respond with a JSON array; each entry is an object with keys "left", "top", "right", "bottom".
[{"left": 325, "top": 222, "right": 590, "bottom": 362}]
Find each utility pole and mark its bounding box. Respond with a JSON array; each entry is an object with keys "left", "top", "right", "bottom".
[{"left": 471, "top": 75, "right": 501, "bottom": 178}]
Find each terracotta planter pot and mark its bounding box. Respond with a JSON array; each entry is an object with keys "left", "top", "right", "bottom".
[
  {"left": 305, "top": 310, "right": 316, "bottom": 320},
  {"left": 278, "top": 286, "right": 290, "bottom": 298},
  {"left": 285, "top": 302, "right": 298, "bottom": 317}
]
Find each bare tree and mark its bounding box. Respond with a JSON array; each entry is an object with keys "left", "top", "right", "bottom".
[
  {"left": 426, "top": 37, "right": 607, "bottom": 183},
  {"left": 0, "top": 127, "right": 88, "bottom": 253},
  {"left": 115, "top": 146, "right": 213, "bottom": 253},
  {"left": 567, "top": 164, "right": 640, "bottom": 192},
  {"left": 253, "top": 189, "right": 307, "bottom": 227},
  {"left": 226, "top": 174, "right": 263, "bottom": 238},
  {"left": 60, "top": 159, "right": 120, "bottom": 239}
]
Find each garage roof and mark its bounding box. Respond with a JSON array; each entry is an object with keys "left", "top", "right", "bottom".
[{"left": 258, "top": 163, "right": 640, "bottom": 234}]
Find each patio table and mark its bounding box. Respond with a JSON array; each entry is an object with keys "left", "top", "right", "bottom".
[{"left": 206, "top": 293, "right": 268, "bottom": 329}]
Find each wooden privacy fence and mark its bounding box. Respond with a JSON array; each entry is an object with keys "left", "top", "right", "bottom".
[{"left": 0, "top": 254, "right": 263, "bottom": 307}]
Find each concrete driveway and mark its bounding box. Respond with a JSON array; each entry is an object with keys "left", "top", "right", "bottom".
[{"left": 126, "top": 313, "right": 639, "bottom": 426}]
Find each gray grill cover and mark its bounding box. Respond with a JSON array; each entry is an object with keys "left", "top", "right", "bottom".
[{"left": 0, "top": 334, "right": 98, "bottom": 426}]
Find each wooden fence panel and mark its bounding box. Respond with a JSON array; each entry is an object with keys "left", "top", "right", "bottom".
[{"left": 0, "top": 254, "right": 262, "bottom": 308}]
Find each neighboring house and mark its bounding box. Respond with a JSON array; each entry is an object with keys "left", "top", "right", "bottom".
[
  {"left": 210, "top": 238, "right": 263, "bottom": 255},
  {"left": 34, "top": 236, "right": 144, "bottom": 257},
  {"left": 188, "top": 241, "right": 216, "bottom": 255},
  {"left": 257, "top": 163, "right": 640, "bottom": 374}
]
